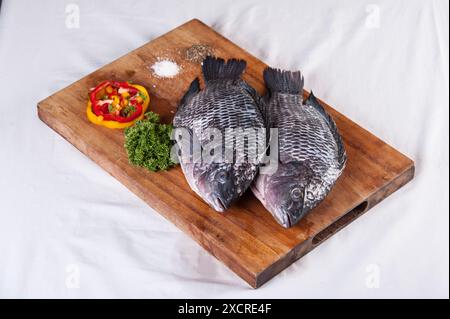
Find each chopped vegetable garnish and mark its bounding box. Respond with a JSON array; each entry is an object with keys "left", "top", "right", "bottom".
[{"left": 86, "top": 80, "right": 150, "bottom": 129}]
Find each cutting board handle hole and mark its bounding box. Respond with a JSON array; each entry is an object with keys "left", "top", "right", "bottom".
[{"left": 312, "top": 201, "right": 369, "bottom": 247}]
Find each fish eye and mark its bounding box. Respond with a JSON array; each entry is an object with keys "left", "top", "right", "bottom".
[
  {"left": 216, "top": 171, "right": 228, "bottom": 184},
  {"left": 290, "top": 187, "right": 303, "bottom": 201}
]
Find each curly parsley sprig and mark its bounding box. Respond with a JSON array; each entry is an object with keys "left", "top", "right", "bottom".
[{"left": 124, "top": 112, "right": 176, "bottom": 172}]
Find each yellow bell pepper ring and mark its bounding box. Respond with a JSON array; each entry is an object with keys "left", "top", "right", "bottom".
[{"left": 86, "top": 81, "right": 150, "bottom": 129}]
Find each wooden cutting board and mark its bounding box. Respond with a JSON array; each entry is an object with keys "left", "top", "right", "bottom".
[{"left": 37, "top": 19, "right": 414, "bottom": 288}]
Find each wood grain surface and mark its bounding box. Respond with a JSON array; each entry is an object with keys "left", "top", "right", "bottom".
[{"left": 37, "top": 19, "right": 415, "bottom": 288}]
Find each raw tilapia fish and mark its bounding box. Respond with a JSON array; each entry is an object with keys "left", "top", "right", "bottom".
[
  {"left": 173, "top": 57, "right": 265, "bottom": 212},
  {"left": 252, "top": 68, "right": 347, "bottom": 228}
]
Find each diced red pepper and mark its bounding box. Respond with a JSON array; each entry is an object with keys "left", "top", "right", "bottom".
[{"left": 89, "top": 81, "right": 144, "bottom": 123}]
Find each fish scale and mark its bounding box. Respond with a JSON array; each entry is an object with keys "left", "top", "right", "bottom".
[
  {"left": 271, "top": 95, "right": 337, "bottom": 166},
  {"left": 252, "top": 68, "right": 347, "bottom": 228},
  {"left": 175, "top": 80, "right": 263, "bottom": 160},
  {"left": 173, "top": 57, "right": 265, "bottom": 212}
]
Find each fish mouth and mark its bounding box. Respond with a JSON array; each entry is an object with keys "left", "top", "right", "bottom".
[
  {"left": 275, "top": 208, "right": 301, "bottom": 228},
  {"left": 280, "top": 212, "right": 293, "bottom": 228},
  {"left": 212, "top": 197, "right": 226, "bottom": 212},
  {"left": 210, "top": 194, "right": 232, "bottom": 212},
  {"left": 285, "top": 213, "right": 294, "bottom": 228}
]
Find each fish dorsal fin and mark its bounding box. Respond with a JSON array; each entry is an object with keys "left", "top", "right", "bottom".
[
  {"left": 240, "top": 80, "right": 262, "bottom": 107},
  {"left": 263, "top": 67, "right": 304, "bottom": 95},
  {"left": 179, "top": 77, "right": 200, "bottom": 107},
  {"left": 202, "top": 56, "right": 246, "bottom": 83},
  {"left": 305, "top": 91, "right": 347, "bottom": 169}
]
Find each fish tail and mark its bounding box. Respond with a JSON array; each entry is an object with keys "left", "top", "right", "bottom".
[
  {"left": 202, "top": 56, "right": 246, "bottom": 82},
  {"left": 263, "top": 67, "right": 304, "bottom": 95}
]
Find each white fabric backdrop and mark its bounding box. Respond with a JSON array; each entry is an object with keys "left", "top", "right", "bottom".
[{"left": 0, "top": 0, "right": 448, "bottom": 298}]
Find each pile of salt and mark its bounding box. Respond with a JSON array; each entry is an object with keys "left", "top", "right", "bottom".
[{"left": 150, "top": 60, "right": 180, "bottom": 78}]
